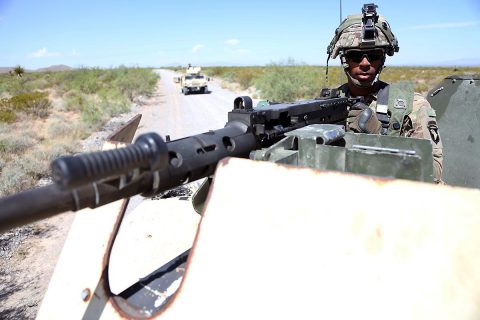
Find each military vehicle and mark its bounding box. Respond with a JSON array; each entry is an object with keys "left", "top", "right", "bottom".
[
  {"left": 1, "top": 73, "right": 479, "bottom": 319},
  {"left": 174, "top": 64, "right": 210, "bottom": 95}
]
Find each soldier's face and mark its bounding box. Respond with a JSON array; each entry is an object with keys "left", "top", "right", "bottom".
[{"left": 345, "top": 49, "right": 385, "bottom": 83}]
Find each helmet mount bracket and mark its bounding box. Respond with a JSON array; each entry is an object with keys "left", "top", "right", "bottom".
[{"left": 361, "top": 3, "right": 379, "bottom": 46}]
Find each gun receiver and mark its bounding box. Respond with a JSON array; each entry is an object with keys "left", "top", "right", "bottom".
[{"left": 0, "top": 92, "right": 355, "bottom": 232}]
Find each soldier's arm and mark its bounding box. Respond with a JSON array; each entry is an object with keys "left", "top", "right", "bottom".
[{"left": 401, "top": 94, "right": 444, "bottom": 183}]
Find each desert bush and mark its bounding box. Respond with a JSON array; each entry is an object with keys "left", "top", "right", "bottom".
[
  {"left": 40, "top": 143, "right": 79, "bottom": 161},
  {"left": 0, "top": 154, "right": 46, "bottom": 196},
  {"left": 1, "top": 77, "right": 28, "bottom": 96},
  {"left": 12, "top": 154, "right": 47, "bottom": 177},
  {"left": 0, "top": 141, "right": 81, "bottom": 196},
  {"left": 254, "top": 60, "right": 323, "bottom": 101},
  {"left": 0, "top": 110, "right": 16, "bottom": 122},
  {"left": 0, "top": 166, "right": 36, "bottom": 196},
  {"left": 0, "top": 138, "right": 8, "bottom": 153},
  {"left": 80, "top": 96, "right": 103, "bottom": 125},
  {"left": 0, "top": 122, "right": 9, "bottom": 134},
  {"left": 63, "top": 90, "right": 85, "bottom": 112},
  {"left": 204, "top": 66, "right": 227, "bottom": 77},
  {"left": 26, "top": 77, "right": 50, "bottom": 90},
  {"left": 0, "top": 135, "right": 37, "bottom": 156},
  {"left": 13, "top": 65, "right": 25, "bottom": 78},
  {"left": 1, "top": 135, "right": 36, "bottom": 154},
  {"left": 46, "top": 116, "right": 86, "bottom": 140},
  {"left": 112, "top": 67, "right": 159, "bottom": 101},
  {"left": 100, "top": 97, "right": 129, "bottom": 117},
  {"left": 0, "top": 91, "right": 51, "bottom": 120},
  {"left": 235, "top": 68, "right": 259, "bottom": 89}
]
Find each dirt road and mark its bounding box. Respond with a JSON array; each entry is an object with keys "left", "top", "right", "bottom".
[
  {"left": 0, "top": 69, "right": 257, "bottom": 319},
  {"left": 135, "top": 69, "right": 254, "bottom": 138}
]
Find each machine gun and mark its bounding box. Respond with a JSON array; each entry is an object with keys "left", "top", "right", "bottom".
[{"left": 0, "top": 91, "right": 353, "bottom": 232}]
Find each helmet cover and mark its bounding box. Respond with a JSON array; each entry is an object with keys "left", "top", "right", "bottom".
[{"left": 327, "top": 13, "right": 399, "bottom": 59}]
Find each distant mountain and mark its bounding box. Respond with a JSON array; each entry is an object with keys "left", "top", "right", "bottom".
[
  {"left": 0, "top": 65, "right": 73, "bottom": 74},
  {"left": 35, "top": 65, "right": 73, "bottom": 72},
  {"left": 0, "top": 67, "right": 14, "bottom": 73}
]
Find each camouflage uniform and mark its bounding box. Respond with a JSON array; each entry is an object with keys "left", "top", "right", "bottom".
[
  {"left": 328, "top": 5, "right": 443, "bottom": 183},
  {"left": 405, "top": 93, "right": 443, "bottom": 182}
]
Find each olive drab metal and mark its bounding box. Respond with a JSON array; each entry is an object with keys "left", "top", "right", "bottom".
[
  {"left": 250, "top": 124, "right": 434, "bottom": 183},
  {"left": 427, "top": 75, "right": 480, "bottom": 188}
]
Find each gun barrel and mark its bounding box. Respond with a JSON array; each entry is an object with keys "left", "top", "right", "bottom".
[
  {"left": 51, "top": 133, "right": 168, "bottom": 189},
  {"left": 0, "top": 176, "right": 155, "bottom": 233},
  {"left": 0, "top": 184, "right": 74, "bottom": 232}
]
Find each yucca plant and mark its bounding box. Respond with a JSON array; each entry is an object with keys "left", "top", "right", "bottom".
[{"left": 13, "top": 65, "right": 25, "bottom": 78}]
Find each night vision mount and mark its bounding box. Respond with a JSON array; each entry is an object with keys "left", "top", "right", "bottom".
[{"left": 361, "top": 3, "right": 379, "bottom": 45}]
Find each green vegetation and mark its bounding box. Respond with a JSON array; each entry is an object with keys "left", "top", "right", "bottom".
[
  {"left": 0, "top": 66, "right": 158, "bottom": 127},
  {"left": 12, "top": 65, "right": 25, "bottom": 78},
  {"left": 203, "top": 64, "right": 480, "bottom": 102},
  {"left": 0, "top": 67, "right": 159, "bottom": 196},
  {"left": 0, "top": 91, "right": 51, "bottom": 122}
]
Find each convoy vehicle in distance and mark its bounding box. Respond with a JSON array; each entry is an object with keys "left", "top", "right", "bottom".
[{"left": 174, "top": 65, "right": 210, "bottom": 95}]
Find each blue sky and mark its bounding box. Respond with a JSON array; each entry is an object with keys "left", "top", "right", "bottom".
[{"left": 0, "top": 0, "right": 479, "bottom": 69}]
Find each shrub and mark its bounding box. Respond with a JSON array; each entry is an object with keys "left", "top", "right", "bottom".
[
  {"left": 0, "top": 138, "right": 8, "bottom": 153},
  {"left": 0, "top": 122, "right": 9, "bottom": 134},
  {"left": 0, "top": 110, "right": 16, "bottom": 123},
  {"left": 63, "top": 90, "right": 85, "bottom": 112},
  {"left": 46, "top": 116, "right": 88, "bottom": 141},
  {"left": 2, "top": 91, "right": 51, "bottom": 119},
  {"left": 112, "top": 67, "right": 159, "bottom": 101},
  {"left": 81, "top": 96, "right": 103, "bottom": 125},
  {"left": 46, "top": 117, "right": 75, "bottom": 139},
  {"left": 41, "top": 143, "right": 79, "bottom": 161},
  {"left": 0, "top": 135, "right": 37, "bottom": 155},
  {"left": 254, "top": 61, "right": 322, "bottom": 101},
  {"left": 235, "top": 68, "right": 258, "bottom": 89},
  {"left": 13, "top": 65, "right": 25, "bottom": 78},
  {"left": 0, "top": 163, "right": 36, "bottom": 196}
]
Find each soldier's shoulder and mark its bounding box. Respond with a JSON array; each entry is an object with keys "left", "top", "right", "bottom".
[
  {"left": 413, "top": 92, "right": 430, "bottom": 108},
  {"left": 413, "top": 92, "right": 428, "bottom": 101},
  {"left": 412, "top": 92, "right": 436, "bottom": 116}
]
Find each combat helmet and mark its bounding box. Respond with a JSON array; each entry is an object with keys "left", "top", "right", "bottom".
[{"left": 326, "top": 3, "right": 399, "bottom": 87}]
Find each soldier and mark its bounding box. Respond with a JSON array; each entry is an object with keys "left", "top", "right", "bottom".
[{"left": 327, "top": 3, "right": 443, "bottom": 183}]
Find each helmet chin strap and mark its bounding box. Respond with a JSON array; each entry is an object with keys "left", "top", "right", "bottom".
[
  {"left": 346, "top": 71, "right": 380, "bottom": 88},
  {"left": 340, "top": 54, "right": 385, "bottom": 88}
]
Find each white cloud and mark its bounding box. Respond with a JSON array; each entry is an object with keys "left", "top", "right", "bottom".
[
  {"left": 30, "top": 47, "right": 61, "bottom": 58},
  {"left": 409, "top": 21, "right": 480, "bottom": 30},
  {"left": 225, "top": 39, "right": 240, "bottom": 46},
  {"left": 192, "top": 44, "right": 204, "bottom": 53},
  {"left": 71, "top": 50, "right": 80, "bottom": 56}
]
